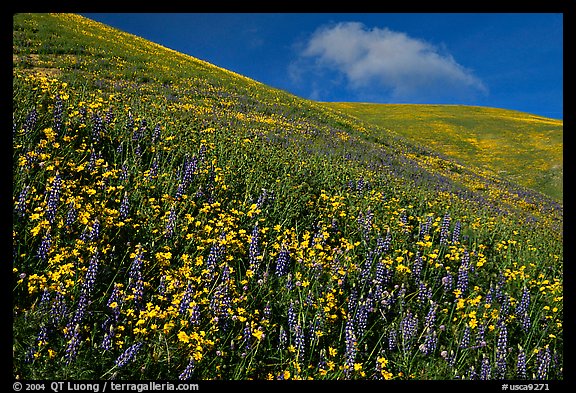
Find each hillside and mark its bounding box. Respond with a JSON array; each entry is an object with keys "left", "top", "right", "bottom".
[
  {"left": 13, "top": 13, "right": 562, "bottom": 381},
  {"left": 323, "top": 103, "right": 563, "bottom": 202}
]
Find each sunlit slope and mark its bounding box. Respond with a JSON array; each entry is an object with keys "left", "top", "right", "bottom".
[{"left": 323, "top": 103, "right": 563, "bottom": 202}]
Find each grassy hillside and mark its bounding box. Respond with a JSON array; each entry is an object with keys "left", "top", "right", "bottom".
[
  {"left": 323, "top": 103, "right": 563, "bottom": 202},
  {"left": 13, "top": 13, "right": 562, "bottom": 381}
]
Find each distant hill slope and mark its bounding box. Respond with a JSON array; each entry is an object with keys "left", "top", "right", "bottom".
[{"left": 323, "top": 103, "right": 563, "bottom": 202}]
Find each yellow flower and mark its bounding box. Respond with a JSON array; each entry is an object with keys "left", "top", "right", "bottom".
[
  {"left": 178, "top": 331, "right": 190, "bottom": 343},
  {"left": 252, "top": 329, "right": 265, "bottom": 341}
]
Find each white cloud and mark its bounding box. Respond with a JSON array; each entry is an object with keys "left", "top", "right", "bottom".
[{"left": 295, "top": 22, "right": 487, "bottom": 102}]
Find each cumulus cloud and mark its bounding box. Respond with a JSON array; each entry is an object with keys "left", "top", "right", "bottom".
[{"left": 293, "top": 22, "right": 487, "bottom": 102}]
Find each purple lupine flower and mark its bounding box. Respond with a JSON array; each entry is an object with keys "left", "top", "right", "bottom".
[
  {"left": 87, "top": 149, "right": 97, "bottom": 172},
  {"left": 419, "top": 215, "right": 433, "bottom": 239},
  {"left": 25, "top": 325, "right": 50, "bottom": 362},
  {"left": 256, "top": 189, "right": 268, "bottom": 209},
  {"left": 38, "top": 288, "right": 51, "bottom": 311},
  {"left": 189, "top": 304, "right": 200, "bottom": 326},
  {"left": 248, "top": 223, "right": 261, "bottom": 273},
  {"left": 285, "top": 273, "right": 294, "bottom": 291},
  {"left": 179, "top": 359, "right": 195, "bottom": 380},
  {"left": 331, "top": 218, "right": 339, "bottom": 232},
  {"left": 88, "top": 219, "right": 100, "bottom": 242},
  {"left": 37, "top": 232, "right": 52, "bottom": 262},
  {"left": 120, "top": 163, "right": 129, "bottom": 182},
  {"left": 65, "top": 202, "right": 77, "bottom": 228},
  {"left": 520, "top": 312, "right": 531, "bottom": 333},
  {"left": 210, "top": 283, "right": 231, "bottom": 330},
  {"left": 475, "top": 323, "right": 486, "bottom": 348},
  {"left": 53, "top": 95, "right": 63, "bottom": 134},
  {"left": 101, "top": 319, "right": 114, "bottom": 351},
  {"left": 278, "top": 326, "right": 287, "bottom": 350},
  {"left": 308, "top": 315, "right": 321, "bottom": 341},
  {"left": 344, "top": 318, "right": 357, "bottom": 378},
  {"left": 147, "top": 157, "right": 159, "bottom": 181},
  {"left": 495, "top": 322, "right": 508, "bottom": 379},
  {"left": 480, "top": 357, "right": 491, "bottom": 380},
  {"left": 151, "top": 124, "right": 161, "bottom": 144},
  {"left": 374, "top": 260, "right": 388, "bottom": 286},
  {"left": 451, "top": 221, "right": 461, "bottom": 244},
  {"left": 420, "top": 329, "right": 438, "bottom": 355},
  {"left": 64, "top": 325, "right": 82, "bottom": 364},
  {"left": 348, "top": 289, "right": 358, "bottom": 318},
  {"left": 388, "top": 329, "right": 397, "bottom": 351},
  {"left": 205, "top": 233, "right": 226, "bottom": 276},
  {"left": 516, "top": 287, "right": 530, "bottom": 317},
  {"left": 417, "top": 281, "right": 432, "bottom": 304},
  {"left": 275, "top": 246, "right": 290, "bottom": 277},
  {"left": 360, "top": 249, "right": 374, "bottom": 285},
  {"left": 157, "top": 275, "right": 166, "bottom": 296},
  {"left": 125, "top": 111, "right": 134, "bottom": 134},
  {"left": 412, "top": 252, "right": 423, "bottom": 283},
  {"left": 294, "top": 324, "right": 306, "bottom": 362},
  {"left": 439, "top": 213, "right": 451, "bottom": 245},
  {"left": 456, "top": 261, "right": 469, "bottom": 294},
  {"left": 178, "top": 155, "right": 197, "bottom": 191},
  {"left": 356, "top": 177, "right": 366, "bottom": 192},
  {"left": 128, "top": 246, "right": 145, "bottom": 308},
  {"left": 460, "top": 325, "right": 471, "bottom": 349},
  {"left": 358, "top": 209, "right": 374, "bottom": 241},
  {"left": 264, "top": 302, "right": 271, "bottom": 321},
  {"left": 82, "top": 252, "right": 99, "bottom": 297},
  {"left": 287, "top": 301, "right": 297, "bottom": 334},
  {"left": 129, "top": 246, "right": 144, "bottom": 281},
  {"left": 179, "top": 284, "right": 194, "bottom": 315},
  {"left": 132, "top": 119, "right": 146, "bottom": 141},
  {"left": 198, "top": 144, "right": 207, "bottom": 163},
  {"left": 134, "top": 144, "right": 142, "bottom": 158},
  {"left": 400, "top": 310, "right": 418, "bottom": 351},
  {"left": 468, "top": 366, "right": 478, "bottom": 380},
  {"left": 425, "top": 302, "right": 437, "bottom": 328},
  {"left": 500, "top": 295, "right": 511, "bottom": 320},
  {"left": 50, "top": 289, "right": 67, "bottom": 326},
  {"left": 317, "top": 349, "right": 328, "bottom": 374},
  {"left": 105, "top": 107, "right": 114, "bottom": 124},
  {"left": 16, "top": 185, "right": 30, "bottom": 217},
  {"left": 45, "top": 173, "right": 62, "bottom": 224},
  {"left": 243, "top": 322, "right": 252, "bottom": 349},
  {"left": 355, "top": 298, "right": 370, "bottom": 339},
  {"left": 516, "top": 347, "right": 527, "bottom": 379},
  {"left": 119, "top": 192, "right": 129, "bottom": 220},
  {"left": 442, "top": 273, "right": 453, "bottom": 293},
  {"left": 164, "top": 206, "right": 177, "bottom": 238},
  {"left": 376, "top": 229, "right": 392, "bottom": 255},
  {"left": 115, "top": 342, "right": 143, "bottom": 368},
  {"left": 23, "top": 108, "right": 38, "bottom": 134},
  {"left": 536, "top": 346, "right": 551, "bottom": 380},
  {"left": 91, "top": 113, "right": 104, "bottom": 144}
]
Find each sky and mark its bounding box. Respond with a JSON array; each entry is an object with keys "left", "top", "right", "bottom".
[{"left": 82, "top": 13, "right": 563, "bottom": 119}]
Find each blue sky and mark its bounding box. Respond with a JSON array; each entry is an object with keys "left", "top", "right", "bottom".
[{"left": 83, "top": 13, "right": 563, "bottom": 119}]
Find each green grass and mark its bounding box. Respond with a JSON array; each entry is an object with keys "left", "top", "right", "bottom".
[
  {"left": 13, "top": 13, "right": 562, "bottom": 381},
  {"left": 322, "top": 103, "right": 563, "bottom": 202}
]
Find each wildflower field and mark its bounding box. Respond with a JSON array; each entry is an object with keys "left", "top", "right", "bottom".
[
  {"left": 13, "top": 13, "right": 563, "bottom": 381},
  {"left": 324, "top": 103, "right": 563, "bottom": 203}
]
